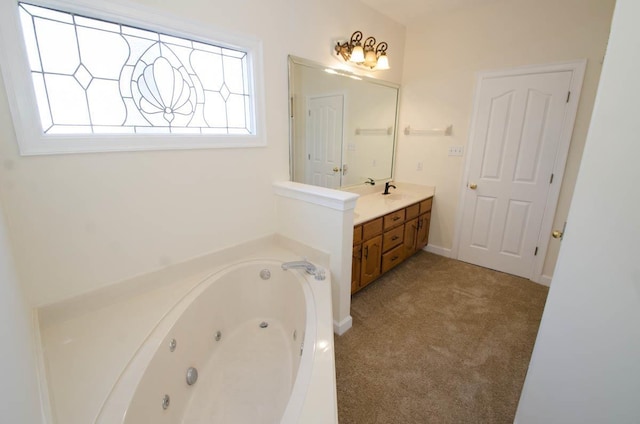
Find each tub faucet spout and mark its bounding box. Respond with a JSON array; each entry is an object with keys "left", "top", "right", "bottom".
[{"left": 282, "top": 260, "right": 326, "bottom": 280}]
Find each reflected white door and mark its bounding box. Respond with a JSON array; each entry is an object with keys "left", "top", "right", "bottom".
[
  {"left": 458, "top": 71, "right": 572, "bottom": 278},
  {"left": 306, "top": 95, "right": 344, "bottom": 189}
]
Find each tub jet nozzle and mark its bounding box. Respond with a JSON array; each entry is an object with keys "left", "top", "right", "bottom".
[{"left": 186, "top": 367, "right": 198, "bottom": 386}]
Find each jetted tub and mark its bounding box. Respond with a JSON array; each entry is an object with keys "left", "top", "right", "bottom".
[{"left": 95, "top": 259, "right": 328, "bottom": 424}]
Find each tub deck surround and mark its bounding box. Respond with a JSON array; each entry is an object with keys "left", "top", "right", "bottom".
[
  {"left": 348, "top": 182, "right": 436, "bottom": 226},
  {"left": 37, "top": 237, "right": 336, "bottom": 424}
]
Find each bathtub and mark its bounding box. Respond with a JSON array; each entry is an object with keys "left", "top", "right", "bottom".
[{"left": 95, "top": 258, "right": 332, "bottom": 424}]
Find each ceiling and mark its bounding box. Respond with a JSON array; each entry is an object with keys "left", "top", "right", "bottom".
[{"left": 359, "top": 0, "right": 500, "bottom": 25}]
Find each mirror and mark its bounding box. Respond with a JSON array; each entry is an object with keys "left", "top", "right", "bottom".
[{"left": 288, "top": 56, "right": 399, "bottom": 189}]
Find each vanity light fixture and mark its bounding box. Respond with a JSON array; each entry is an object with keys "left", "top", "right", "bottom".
[{"left": 334, "top": 31, "right": 390, "bottom": 70}]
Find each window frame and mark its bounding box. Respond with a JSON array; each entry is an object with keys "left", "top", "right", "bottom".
[{"left": 0, "top": 0, "right": 267, "bottom": 155}]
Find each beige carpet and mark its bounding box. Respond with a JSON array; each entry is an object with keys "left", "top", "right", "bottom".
[{"left": 334, "top": 251, "right": 548, "bottom": 424}]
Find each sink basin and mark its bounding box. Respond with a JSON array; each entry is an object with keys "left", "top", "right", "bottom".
[{"left": 383, "top": 193, "right": 413, "bottom": 201}]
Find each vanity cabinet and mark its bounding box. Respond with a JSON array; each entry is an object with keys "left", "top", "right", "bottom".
[{"left": 352, "top": 196, "right": 433, "bottom": 294}]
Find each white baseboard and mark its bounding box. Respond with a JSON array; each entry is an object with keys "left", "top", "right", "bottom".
[
  {"left": 534, "top": 274, "right": 552, "bottom": 287},
  {"left": 424, "top": 244, "right": 453, "bottom": 258},
  {"left": 333, "top": 315, "right": 352, "bottom": 335}
]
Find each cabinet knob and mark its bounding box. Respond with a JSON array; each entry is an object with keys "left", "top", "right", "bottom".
[
  {"left": 552, "top": 230, "right": 563, "bottom": 239},
  {"left": 333, "top": 167, "right": 340, "bottom": 173}
]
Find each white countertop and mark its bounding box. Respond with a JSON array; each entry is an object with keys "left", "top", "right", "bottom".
[{"left": 347, "top": 182, "right": 436, "bottom": 225}]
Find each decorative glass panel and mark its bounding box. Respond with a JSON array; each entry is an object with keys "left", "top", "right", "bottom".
[{"left": 17, "top": 2, "right": 254, "bottom": 135}]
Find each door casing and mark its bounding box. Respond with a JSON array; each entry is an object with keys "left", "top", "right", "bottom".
[{"left": 452, "top": 60, "right": 587, "bottom": 284}]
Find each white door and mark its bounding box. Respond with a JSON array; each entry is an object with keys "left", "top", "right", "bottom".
[
  {"left": 306, "top": 95, "right": 344, "bottom": 189},
  {"left": 458, "top": 70, "right": 573, "bottom": 278}
]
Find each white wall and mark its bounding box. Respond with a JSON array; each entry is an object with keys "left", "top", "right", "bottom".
[
  {"left": 516, "top": 0, "right": 640, "bottom": 420},
  {"left": 395, "top": 0, "right": 614, "bottom": 277},
  {"left": 0, "top": 0, "right": 405, "bottom": 307},
  {"left": 0, "top": 202, "right": 43, "bottom": 423}
]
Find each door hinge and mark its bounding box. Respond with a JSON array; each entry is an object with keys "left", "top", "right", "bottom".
[
  {"left": 308, "top": 109, "right": 311, "bottom": 116},
  {"left": 290, "top": 97, "right": 294, "bottom": 118},
  {"left": 566, "top": 91, "right": 571, "bottom": 103},
  {"left": 550, "top": 173, "right": 554, "bottom": 184},
  {"left": 534, "top": 246, "right": 538, "bottom": 256}
]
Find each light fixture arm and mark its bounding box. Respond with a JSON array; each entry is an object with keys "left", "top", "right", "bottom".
[
  {"left": 335, "top": 31, "right": 363, "bottom": 62},
  {"left": 334, "top": 31, "right": 390, "bottom": 70},
  {"left": 350, "top": 31, "right": 363, "bottom": 45},
  {"left": 363, "top": 36, "right": 377, "bottom": 50},
  {"left": 375, "top": 42, "right": 388, "bottom": 56}
]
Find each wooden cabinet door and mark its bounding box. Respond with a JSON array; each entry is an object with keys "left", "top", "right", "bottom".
[
  {"left": 403, "top": 218, "right": 418, "bottom": 257},
  {"left": 360, "top": 235, "right": 382, "bottom": 288},
  {"left": 416, "top": 212, "right": 431, "bottom": 250},
  {"left": 351, "top": 244, "right": 362, "bottom": 294}
]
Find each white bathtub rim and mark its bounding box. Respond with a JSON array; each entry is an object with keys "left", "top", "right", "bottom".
[
  {"left": 94, "top": 258, "right": 319, "bottom": 424},
  {"left": 280, "top": 272, "right": 317, "bottom": 424}
]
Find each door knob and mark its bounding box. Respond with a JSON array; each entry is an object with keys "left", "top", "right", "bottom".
[
  {"left": 552, "top": 230, "right": 563, "bottom": 239},
  {"left": 333, "top": 167, "right": 340, "bottom": 173},
  {"left": 469, "top": 183, "right": 477, "bottom": 190}
]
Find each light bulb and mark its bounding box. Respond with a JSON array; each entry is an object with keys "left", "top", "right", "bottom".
[
  {"left": 350, "top": 44, "right": 364, "bottom": 63},
  {"left": 364, "top": 49, "right": 377, "bottom": 68},
  {"left": 375, "top": 53, "right": 390, "bottom": 70}
]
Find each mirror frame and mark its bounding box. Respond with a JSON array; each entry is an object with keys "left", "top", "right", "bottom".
[{"left": 287, "top": 55, "right": 401, "bottom": 189}]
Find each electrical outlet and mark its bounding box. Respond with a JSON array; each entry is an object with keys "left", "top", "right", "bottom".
[
  {"left": 416, "top": 162, "right": 423, "bottom": 171},
  {"left": 448, "top": 146, "right": 464, "bottom": 156}
]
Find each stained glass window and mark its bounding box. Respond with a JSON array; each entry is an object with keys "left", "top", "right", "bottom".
[{"left": 17, "top": 2, "right": 254, "bottom": 135}]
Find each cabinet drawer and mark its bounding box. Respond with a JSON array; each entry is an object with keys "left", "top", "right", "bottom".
[
  {"left": 382, "top": 225, "right": 404, "bottom": 252},
  {"left": 381, "top": 245, "right": 404, "bottom": 273},
  {"left": 353, "top": 225, "right": 363, "bottom": 245},
  {"left": 383, "top": 209, "right": 406, "bottom": 230},
  {"left": 419, "top": 197, "right": 433, "bottom": 214},
  {"left": 406, "top": 203, "right": 420, "bottom": 220},
  {"left": 362, "top": 218, "right": 383, "bottom": 240}
]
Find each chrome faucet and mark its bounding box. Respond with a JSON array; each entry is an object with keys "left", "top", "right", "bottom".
[
  {"left": 382, "top": 181, "right": 396, "bottom": 195},
  {"left": 365, "top": 177, "right": 376, "bottom": 186},
  {"left": 282, "top": 260, "right": 326, "bottom": 280}
]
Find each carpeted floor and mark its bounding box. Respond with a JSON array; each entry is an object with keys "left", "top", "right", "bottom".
[{"left": 334, "top": 251, "right": 548, "bottom": 424}]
